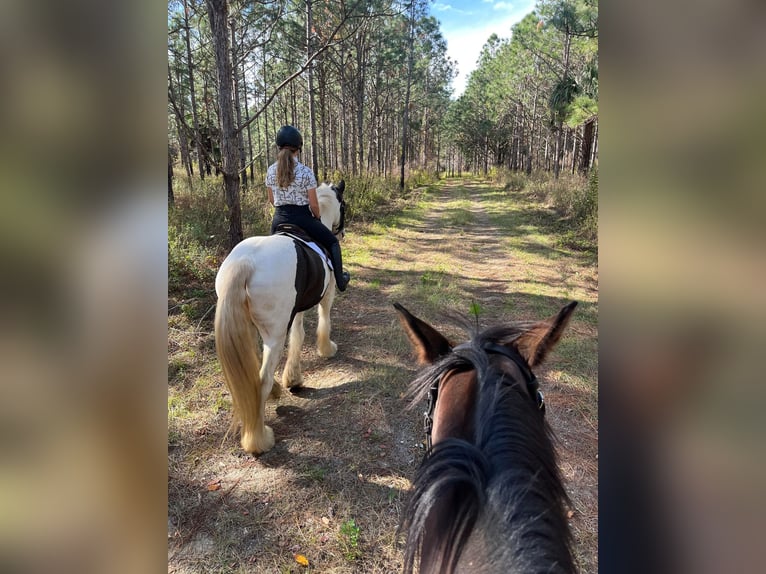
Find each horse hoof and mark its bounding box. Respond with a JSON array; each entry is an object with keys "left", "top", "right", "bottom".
[
  {"left": 241, "top": 425, "right": 275, "bottom": 455},
  {"left": 318, "top": 341, "right": 338, "bottom": 358},
  {"left": 269, "top": 383, "right": 283, "bottom": 400},
  {"left": 285, "top": 375, "right": 304, "bottom": 389}
]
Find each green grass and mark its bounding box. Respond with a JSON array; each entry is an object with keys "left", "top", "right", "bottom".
[
  {"left": 303, "top": 465, "right": 328, "bottom": 483},
  {"left": 168, "top": 394, "right": 192, "bottom": 420},
  {"left": 493, "top": 168, "right": 597, "bottom": 251},
  {"left": 213, "top": 392, "right": 231, "bottom": 414},
  {"left": 338, "top": 519, "right": 362, "bottom": 561}
]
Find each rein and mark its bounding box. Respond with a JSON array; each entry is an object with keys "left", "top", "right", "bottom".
[
  {"left": 332, "top": 192, "right": 346, "bottom": 237},
  {"left": 423, "top": 342, "right": 545, "bottom": 450}
]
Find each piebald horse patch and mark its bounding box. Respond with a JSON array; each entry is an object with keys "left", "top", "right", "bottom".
[{"left": 292, "top": 238, "right": 330, "bottom": 314}]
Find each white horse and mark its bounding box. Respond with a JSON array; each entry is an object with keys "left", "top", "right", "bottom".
[{"left": 214, "top": 181, "right": 347, "bottom": 454}]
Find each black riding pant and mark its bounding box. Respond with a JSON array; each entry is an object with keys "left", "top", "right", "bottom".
[{"left": 270, "top": 204, "right": 338, "bottom": 252}]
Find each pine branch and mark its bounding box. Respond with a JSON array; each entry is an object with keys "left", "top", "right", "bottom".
[
  {"left": 168, "top": 69, "right": 223, "bottom": 172},
  {"left": 235, "top": 0, "right": 369, "bottom": 136}
]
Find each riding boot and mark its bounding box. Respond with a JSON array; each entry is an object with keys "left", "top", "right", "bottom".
[{"left": 329, "top": 243, "right": 350, "bottom": 292}]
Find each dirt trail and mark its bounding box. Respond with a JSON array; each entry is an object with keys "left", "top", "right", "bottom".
[{"left": 168, "top": 178, "right": 598, "bottom": 573}]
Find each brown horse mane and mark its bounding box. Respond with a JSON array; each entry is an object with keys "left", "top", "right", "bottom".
[{"left": 400, "top": 324, "right": 577, "bottom": 574}]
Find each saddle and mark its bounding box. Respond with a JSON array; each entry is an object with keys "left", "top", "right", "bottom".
[{"left": 274, "top": 223, "right": 333, "bottom": 269}]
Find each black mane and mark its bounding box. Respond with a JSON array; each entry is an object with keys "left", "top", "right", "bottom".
[{"left": 400, "top": 326, "right": 577, "bottom": 574}]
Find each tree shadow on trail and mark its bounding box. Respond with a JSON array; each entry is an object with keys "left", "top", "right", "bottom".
[{"left": 169, "top": 369, "right": 418, "bottom": 572}]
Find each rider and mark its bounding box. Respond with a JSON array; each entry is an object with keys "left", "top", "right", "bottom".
[{"left": 266, "top": 125, "right": 351, "bottom": 292}]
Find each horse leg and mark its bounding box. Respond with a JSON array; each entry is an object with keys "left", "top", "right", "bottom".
[
  {"left": 317, "top": 287, "right": 337, "bottom": 357},
  {"left": 283, "top": 312, "right": 305, "bottom": 388},
  {"left": 261, "top": 331, "right": 287, "bottom": 401}
]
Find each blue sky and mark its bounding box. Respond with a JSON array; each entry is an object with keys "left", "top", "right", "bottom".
[{"left": 429, "top": 0, "right": 537, "bottom": 97}]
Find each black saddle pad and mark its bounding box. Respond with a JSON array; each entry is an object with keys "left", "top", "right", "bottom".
[{"left": 274, "top": 224, "right": 330, "bottom": 314}]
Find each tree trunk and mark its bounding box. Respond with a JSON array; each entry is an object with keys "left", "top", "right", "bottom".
[
  {"left": 230, "top": 20, "right": 247, "bottom": 190},
  {"left": 263, "top": 49, "right": 270, "bottom": 166},
  {"left": 572, "top": 125, "right": 580, "bottom": 174},
  {"left": 168, "top": 145, "right": 175, "bottom": 206},
  {"left": 318, "top": 58, "right": 328, "bottom": 181},
  {"left": 178, "top": 126, "right": 192, "bottom": 179},
  {"left": 483, "top": 135, "right": 489, "bottom": 176},
  {"left": 182, "top": 0, "right": 205, "bottom": 180},
  {"left": 203, "top": 78, "right": 213, "bottom": 176},
  {"left": 420, "top": 76, "right": 429, "bottom": 169},
  {"left": 207, "top": 0, "right": 242, "bottom": 251},
  {"left": 241, "top": 53, "right": 255, "bottom": 184},
  {"left": 529, "top": 91, "right": 538, "bottom": 174},
  {"left": 339, "top": 44, "right": 349, "bottom": 173},
  {"left": 553, "top": 30, "right": 572, "bottom": 180},
  {"left": 168, "top": 64, "right": 193, "bottom": 180},
  {"left": 289, "top": 81, "right": 297, "bottom": 125},
  {"left": 399, "top": 1, "right": 416, "bottom": 191},
  {"left": 306, "top": 0, "right": 319, "bottom": 179},
  {"left": 355, "top": 32, "right": 366, "bottom": 177},
  {"left": 580, "top": 116, "right": 595, "bottom": 174},
  {"left": 590, "top": 118, "right": 598, "bottom": 168},
  {"left": 435, "top": 130, "right": 441, "bottom": 176}
]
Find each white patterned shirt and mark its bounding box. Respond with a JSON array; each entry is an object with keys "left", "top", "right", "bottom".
[{"left": 265, "top": 160, "right": 317, "bottom": 206}]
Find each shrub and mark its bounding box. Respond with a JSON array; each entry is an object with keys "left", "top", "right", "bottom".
[
  {"left": 168, "top": 175, "right": 272, "bottom": 293},
  {"left": 493, "top": 168, "right": 597, "bottom": 247},
  {"left": 496, "top": 169, "right": 527, "bottom": 191},
  {"left": 546, "top": 170, "right": 597, "bottom": 246},
  {"left": 341, "top": 174, "right": 410, "bottom": 223},
  {"left": 408, "top": 169, "right": 439, "bottom": 189}
]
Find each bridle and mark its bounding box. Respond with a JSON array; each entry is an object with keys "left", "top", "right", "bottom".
[
  {"left": 423, "top": 341, "right": 545, "bottom": 450},
  {"left": 332, "top": 188, "right": 346, "bottom": 238}
]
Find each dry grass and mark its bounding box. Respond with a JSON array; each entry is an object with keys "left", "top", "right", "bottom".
[{"left": 168, "top": 176, "right": 598, "bottom": 573}]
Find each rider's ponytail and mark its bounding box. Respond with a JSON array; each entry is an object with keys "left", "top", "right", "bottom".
[{"left": 276, "top": 147, "right": 296, "bottom": 189}]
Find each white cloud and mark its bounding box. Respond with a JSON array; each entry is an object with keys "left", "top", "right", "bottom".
[
  {"left": 440, "top": 1, "right": 533, "bottom": 97},
  {"left": 493, "top": 2, "right": 514, "bottom": 10},
  {"left": 434, "top": 2, "right": 473, "bottom": 15},
  {"left": 442, "top": 20, "right": 510, "bottom": 96}
]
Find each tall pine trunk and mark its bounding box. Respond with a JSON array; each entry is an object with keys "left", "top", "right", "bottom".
[
  {"left": 356, "top": 36, "right": 365, "bottom": 176},
  {"left": 399, "top": 1, "right": 416, "bottom": 191},
  {"left": 168, "top": 65, "right": 193, "bottom": 179},
  {"left": 207, "top": 0, "right": 242, "bottom": 251},
  {"left": 183, "top": 0, "right": 204, "bottom": 180},
  {"left": 241, "top": 53, "right": 255, "bottom": 183},
  {"left": 580, "top": 116, "right": 596, "bottom": 173},
  {"left": 230, "top": 20, "right": 247, "bottom": 190},
  {"left": 168, "top": 144, "right": 175, "bottom": 206},
  {"left": 553, "top": 30, "right": 572, "bottom": 179},
  {"left": 306, "top": 0, "right": 319, "bottom": 179},
  {"left": 318, "top": 58, "right": 329, "bottom": 181},
  {"left": 262, "top": 49, "right": 271, "bottom": 167}
]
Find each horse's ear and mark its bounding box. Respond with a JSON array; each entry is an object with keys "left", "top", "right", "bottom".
[
  {"left": 336, "top": 179, "right": 345, "bottom": 195},
  {"left": 513, "top": 301, "right": 577, "bottom": 368},
  {"left": 394, "top": 303, "right": 453, "bottom": 365}
]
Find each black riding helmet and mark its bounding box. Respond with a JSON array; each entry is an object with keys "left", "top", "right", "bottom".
[{"left": 276, "top": 125, "right": 303, "bottom": 150}]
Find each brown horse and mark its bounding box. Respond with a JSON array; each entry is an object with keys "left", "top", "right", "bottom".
[{"left": 394, "top": 301, "right": 579, "bottom": 574}]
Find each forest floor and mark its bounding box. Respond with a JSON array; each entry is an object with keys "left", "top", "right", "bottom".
[{"left": 168, "top": 177, "right": 599, "bottom": 573}]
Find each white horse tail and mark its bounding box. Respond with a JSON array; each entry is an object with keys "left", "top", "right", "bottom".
[{"left": 214, "top": 259, "right": 274, "bottom": 454}]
